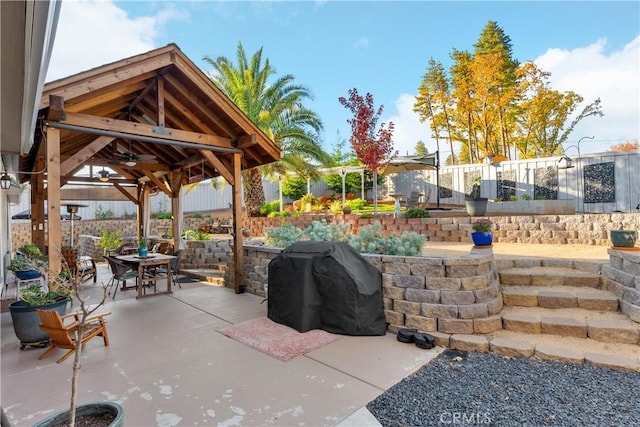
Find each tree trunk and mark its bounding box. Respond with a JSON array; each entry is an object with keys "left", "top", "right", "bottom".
[{"left": 243, "top": 168, "right": 265, "bottom": 217}]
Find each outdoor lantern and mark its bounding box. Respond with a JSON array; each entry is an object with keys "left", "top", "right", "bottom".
[
  {"left": 0, "top": 172, "right": 11, "bottom": 190},
  {"left": 557, "top": 156, "right": 574, "bottom": 170}
]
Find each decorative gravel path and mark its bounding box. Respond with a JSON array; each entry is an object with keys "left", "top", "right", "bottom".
[{"left": 367, "top": 350, "right": 640, "bottom": 426}]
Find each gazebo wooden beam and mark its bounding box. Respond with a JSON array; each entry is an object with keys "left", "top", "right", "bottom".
[
  {"left": 200, "top": 150, "right": 234, "bottom": 186},
  {"left": 57, "top": 111, "right": 234, "bottom": 149},
  {"left": 114, "top": 182, "right": 139, "bottom": 204},
  {"left": 60, "top": 135, "right": 115, "bottom": 176},
  {"left": 143, "top": 171, "right": 171, "bottom": 196}
]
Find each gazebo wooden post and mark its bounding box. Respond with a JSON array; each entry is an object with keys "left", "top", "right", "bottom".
[
  {"left": 232, "top": 152, "right": 244, "bottom": 293},
  {"left": 30, "top": 143, "right": 46, "bottom": 251},
  {"left": 46, "top": 126, "right": 62, "bottom": 276},
  {"left": 136, "top": 184, "right": 144, "bottom": 240},
  {"left": 169, "top": 171, "right": 184, "bottom": 251}
]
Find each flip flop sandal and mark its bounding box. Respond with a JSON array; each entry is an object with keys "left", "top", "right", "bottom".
[
  {"left": 414, "top": 333, "right": 436, "bottom": 349},
  {"left": 397, "top": 328, "right": 419, "bottom": 343}
]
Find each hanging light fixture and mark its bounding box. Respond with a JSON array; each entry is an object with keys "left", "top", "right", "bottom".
[
  {"left": 0, "top": 172, "right": 11, "bottom": 190},
  {"left": 98, "top": 168, "right": 110, "bottom": 182}
]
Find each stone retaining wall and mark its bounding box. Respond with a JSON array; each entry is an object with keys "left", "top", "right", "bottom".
[
  {"left": 242, "top": 213, "right": 638, "bottom": 246},
  {"left": 602, "top": 249, "right": 640, "bottom": 323},
  {"left": 12, "top": 213, "right": 637, "bottom": 250},
  {"left": 223, "top": 244, "right": 503, "bottom": 334}
]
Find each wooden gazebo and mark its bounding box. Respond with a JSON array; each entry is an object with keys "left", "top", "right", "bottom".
[{"left": 20, "top": 44, "right": 280, "bottom": 293}]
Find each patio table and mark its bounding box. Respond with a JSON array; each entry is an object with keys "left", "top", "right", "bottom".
[{"left": 115, "top": 253, "right": 176, "bottom": 299}]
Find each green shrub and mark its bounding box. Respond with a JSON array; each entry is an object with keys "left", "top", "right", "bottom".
[
  {"left": 267, "top": 210, "right": 292, "bottom": 218},
  {"left": 345, "top": 198, "right": 366, "bottom": 211},
  {"left": 329, "top": 200, "right": 343, "bottom": 214},
  {"left": 349, "top": 222, "right": 425, "bottom": 256},
  {"left": 305, "top": 220, "right": 350, "bottom": 242},
  {"left": 260, "top": 200, "right": 281, "bottom": 216},
  {"left": 262, "top": 220, "right": 425, "bottom": 256},
  {"left": 191, "top": 211, "right": 203, "bottom": 219},
  {"left": 99, "top": 230, "right": 122, "bottom": 252},
  {"left": 403, "top": 208, "right": 430, "bottom": 218},
  {"left": 95, "top": 204, "right": 113, "bottom": 219},
  {"left": 264, "top": 222, "right": 304, "bottom": 247},
  {"left": 359, "top": 213, "right": 374, "bottom": 219},
  {"left": 153, "top": 211, "right": 172, "bottom": 219},
  {"left": 184, "top": 229, "right": 211, "bottom": 240},
  {"left": 300, "top": 193, "right": 314, "bottom": 207},
  {"left": 509, "top": 195, "right": 518, "bottom": 201},
  {"left": 521, "top": 194, "right": 532, "bottom": 201}
]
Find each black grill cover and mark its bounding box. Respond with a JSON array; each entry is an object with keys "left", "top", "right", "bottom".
[{"left": 268, "top": 241, "right": 386, "bottom": 336}]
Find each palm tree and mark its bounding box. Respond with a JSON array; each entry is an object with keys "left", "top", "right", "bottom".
[{"left": 203, "top": 42, "right": 332, "bottom": 216}]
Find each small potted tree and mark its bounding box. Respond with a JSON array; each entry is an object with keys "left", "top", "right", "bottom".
[
  {"left": 31, "top": 248, "right": 124, "bottom": 426},
  {"left": 465, "top": 175, "right": 488, "bottom": 216}
]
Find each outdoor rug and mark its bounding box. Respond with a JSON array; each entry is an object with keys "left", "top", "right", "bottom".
[{"left": 218, "top": 317, "right": 340, "bottom": 361}]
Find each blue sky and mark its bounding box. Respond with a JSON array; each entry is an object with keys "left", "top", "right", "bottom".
[{"left": 48, "top": 1, "right": 639, "bottom": 157}]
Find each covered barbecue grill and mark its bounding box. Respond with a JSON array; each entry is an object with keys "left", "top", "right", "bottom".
[{"left": 267, "top": 241, "right": 386, "bottom": 336}]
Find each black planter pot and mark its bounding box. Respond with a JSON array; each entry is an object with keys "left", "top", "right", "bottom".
[
  {"left": 33, "top": 402, "right": 124, "bottom": 427},
  {"left": 8, "top": 298, "right": 68, "bottom": 349},
  {"left": 610, "top": 230, "right": 637, "bottom": 247},
  {"left": 465, "top": 198, "right": 488, "bottom": 216}
]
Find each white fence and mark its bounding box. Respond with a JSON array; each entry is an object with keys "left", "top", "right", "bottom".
[{"left": 9, "top": 151, "right": 639, "bottom": 219}]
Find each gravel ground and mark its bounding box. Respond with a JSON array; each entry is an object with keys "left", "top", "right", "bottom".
[{"left": 367, "top": 350, "right": 640, "bottom": 427}]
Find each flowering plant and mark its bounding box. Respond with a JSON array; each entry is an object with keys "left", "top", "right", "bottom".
[{"left": 472, "top": 218, "right": 493, "bottom": 233}]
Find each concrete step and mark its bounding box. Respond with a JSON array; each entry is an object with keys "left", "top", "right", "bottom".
[
  {"left": 502, "top": 285, "right": 619, "bottom": 311},
  {"left": 427, "top": 330, "right": 640, "bottom": 372},
  {"left": 181, "top": 268, "right": 225, "bottom": 285},
  {"left": 499, "top": 266, "right": 601, "bottom": 288},
  {"left": 499, "top": 306, "right": 640, "bottom": 345}
]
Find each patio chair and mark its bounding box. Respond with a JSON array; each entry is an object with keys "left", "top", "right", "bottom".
[
  {"left": 154, "top": 249, "right": 184, "bottom": 288},
  {"left": 37, "top": 308, "right": 111, "bottom": 363},
  {"left": 105, "top": 256, "right": 138, "bottom": 299}
]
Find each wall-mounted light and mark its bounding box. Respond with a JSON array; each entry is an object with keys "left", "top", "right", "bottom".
[{"left": 0, "top": 172, "right": 11, "bottom": 190}]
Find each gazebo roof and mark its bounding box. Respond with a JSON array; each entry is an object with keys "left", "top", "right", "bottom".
[{"left": 23, "top": 43, "right": 280, "bottom": 192}]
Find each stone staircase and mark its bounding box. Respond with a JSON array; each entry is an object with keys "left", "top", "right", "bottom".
[
  {"left": 181, "top": 262, "right": 226, "bottom": 285},
  {"left": 437, "top": 261, "right": 640, "bottom": 371}
]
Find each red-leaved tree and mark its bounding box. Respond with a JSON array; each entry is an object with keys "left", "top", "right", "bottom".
[{"left": 339, "top": 88, "right": 396, "bottom": 213}]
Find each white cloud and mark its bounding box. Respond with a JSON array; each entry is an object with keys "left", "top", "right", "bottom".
[
  {"left": 46, "top": 0, "right": 188, "bottom": 81},
  {"left": 385, "top": 94, "right": 434, "bottom": 156},
  {"left": 535, "top": 36, "right": 640, "bottom": 152}
]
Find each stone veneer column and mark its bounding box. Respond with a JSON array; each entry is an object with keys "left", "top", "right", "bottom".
[{"left": 365, "top": 250, "right": 501, "bottom": 335}]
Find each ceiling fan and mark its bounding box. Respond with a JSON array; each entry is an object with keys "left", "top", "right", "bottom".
[
  {"left": 96, "top": 167, "right": 123, "bottom": 182},
  {"left": 113, "top": 151, "right": 157, "bottom": 167}
]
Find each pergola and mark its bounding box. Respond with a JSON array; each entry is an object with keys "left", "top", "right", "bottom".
[{"left": 19, "top": 44, "right": 280, "bottom": 293}]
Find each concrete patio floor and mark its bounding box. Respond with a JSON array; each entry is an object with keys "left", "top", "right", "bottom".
[{"left": 1, "top": 263, "right": 440, "bottom": 426}]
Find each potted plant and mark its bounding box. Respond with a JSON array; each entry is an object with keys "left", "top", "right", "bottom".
[
  {"left": 465, "top": 175, "right": 488, "bottom": 216},
  {"left": 610, "top": 230, "right": 637, "bottom": 248},
  {"left": 470, "top": 217, "right": 493, "bottom": 247},
  {"left": 31, "top": 248, "right": 124, "bottom": 427},
  {"left": 138, "top": 236, "right": 148, "bottom": 257},
  {"left": 610, "top": 209, "right": 639, "bottom": 249},
  {"left": 8, "top": 283, "right": 71, "bottom": 349},
  {"left": 9, "top": 243, "right": 46, "bottom": 280}
]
